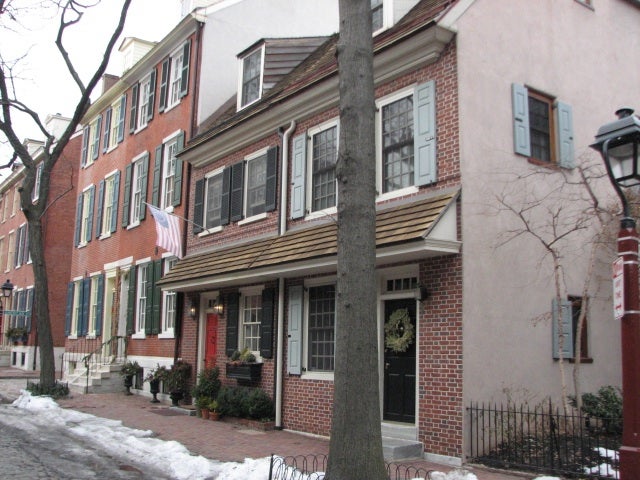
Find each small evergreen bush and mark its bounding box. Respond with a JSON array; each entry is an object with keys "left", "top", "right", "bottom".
[
  {"left": 26, "top": 380, "right": 69, "bottom": 399},
  {"left": 217, "top": 386, "right": 274, "bottom": 420},
  {"left": 580, "top": 386, "right": 623, "bottom": 434},
  {"left": 191, "top": 366, "right": 221, "bottom": 399}
]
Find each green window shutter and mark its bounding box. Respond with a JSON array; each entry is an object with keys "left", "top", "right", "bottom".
[
  {"left": 122, "top": 164, "right": 132, "bottom": 228},
  {"left": 65, "top": 282, "right": 74, "bottom": 336},
  {"left": 18, "top": 291, "right": 26, "bottom": 329},
  {"left": 95, "top": 179, "right": 105, "bottom": 239},
  {"left": 80, "top": 278, "right": 91, "bottom": 336},
  {"left": 229, "top": 162, "right": 244, "bottom": 222},
  {"left": 22, "top": 224, "right": 29, "bottom": 266},
  {"left": 265, "top": 146, "right": 278, "bottom": 212},
  {"left": 86, "top": 186, "right": 95, "bottom": 243},
  {"left": 220, "top": 167, "right": 231, "bottom": 226},
  {"left": 225, "top": 292, "right": 240, "bottom": 357},
  {"left": 287, "top": 285, "right": 303, "bottom": 375},
  {"left": 74, "top": 194, "right": 83, "bottom": 246},
  {"left": 556, "top": 101, "right": 574, "bottom": 169},
  {"left": 81, "top": 126, "right": 89, "bottom": 166},
  {"left": 512, "top": 83, "right": 531, "bottom": 156},
  {"left": 180, "top": 40, "right": 191, "bottom": 97},
  {"left": 291, "top": 133, "right": 307, "bottom": 219},
  {"left": 144, "top": 263, "right": 154, "bottom": 335},
  {"left": 260, "top": 288, "right": 275, "bottom": 358},
  {"left": 129, "top": 83, "right": 139, "bottom": 133},
  {"left": 103, "top": 108, "right": 112, "bottom": 152},
  {"left": 193, "top": 179, "right": 204, "bottom": 234},
  {"left": 110, "top": 170, "right": 120, "bottom": 233},
  {"left": 139, "top": 153, "right": 149, "bottom": 220},
  {"left": 152, "top": 145, "right": 162, "bottom": 207},
  {"left": 147, "top": 68, "right": 156, "bottom": 122},
  {"left": 25, "top": 288, "right": 33, "bottom": 333},
  {"left": 150, "top": 260, "right": 162, "bottom": 335},
  {"left": 117, "top": 94, "right": 127, "bottom": 143},
  {"left": 159, "top": 58, "right": 169, "bottom": 112},
  {"left": 552, "top": 297, "right": 574, "bottom": 359},
  {"left": 92, "top": 115, "right": 102, "bottom": 161},
  {"left": 126, "top": 267, "right": 137, "bottom": 335},
  {"left": 95, "top": 274, "right": 104, "bottom": 335},
  {"left": 414, "top": 80, "right": 437, "bottom": 186},
  {"left": 172, "top": 131, "right": 185, "bottom": 207}
]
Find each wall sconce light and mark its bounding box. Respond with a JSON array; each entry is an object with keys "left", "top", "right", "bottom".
[
  {"left": 189, "top": 303, "right": 198, "bottom": 320},
  {"left": 213, "top": 297, "right": 224, "bottom": 316}
]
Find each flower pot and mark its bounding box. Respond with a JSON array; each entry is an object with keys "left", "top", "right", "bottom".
[
  {"left": 149, "top": 379, "right": 160, "bottom": 403},
  {"left": 209, "top": 411, "right": 220, "bottom": 421},
  {"left": 169, "top": 390, "right": 183, "bottom": 406},
  {"left": 201, "top": 408, "right": 210, "bottom": 420},
  {"left": 123, "top": 374, "right": 134, "bottom": 395}
]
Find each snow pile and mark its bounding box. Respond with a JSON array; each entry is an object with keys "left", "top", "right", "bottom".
[{"left": 584, "top": 447, "right": 619, "bottom": 479}]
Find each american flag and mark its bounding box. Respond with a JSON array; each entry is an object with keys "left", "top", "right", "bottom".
[{"left": 147, "top": 204, "right": 183, "bottom": 259}]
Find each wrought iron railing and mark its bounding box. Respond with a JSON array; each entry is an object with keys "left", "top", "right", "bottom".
[
  {"left": 467, "top": 401, "right": 621, "bottom": 479},
  {"left": 61, "top": 336, "right": 128, "bottom": 391}
]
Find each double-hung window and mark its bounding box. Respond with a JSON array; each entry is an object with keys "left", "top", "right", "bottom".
[
  {"left": 82, "top": 116, "right": 102, "bottom": 166},
  {"left": 162, "top": 139, "right": 179, "bottom": 209},
  {"left": 87, "top": 274, "right": 104, "bottom": 337},
  {"left": 238, "top": 46, "right": 263, "bottom": 109},
  {"left": 5, "top": 231, "right": 14, "bottom": 272},
  {"left": 74, "top": 185, "right": 95, "bottom": 246},
  {"left": 204, "top": 169, "right": 224, "bottom": 230},
  {"left": 130, "top": 70, "right": 156, "bottom": 132},
  {"left": 65, "top": 277, "right": 94, "bottom": 337},
  {"left": 371, "top": 0, "right": 384, "bottom": 32},
  {"left": 150, "top": 132, "right": 184, "bottom": 210},
  {"left": 512, "top": 83, "right": 574, "bottom": 168},
  {"left": 104, "top": 95, "right": 127, "bottom": 151},
  {"left": 128, "top": 260, "right": 162, "bottom": 337},
  {"left": 245, "top": 150, "right": 268, "bottom": 218},
  {"left": 136, "top": 263, "right": 149, "bottom": 334},
  {"left": 161, "top": 257, "right": 177, "bottom": 337},
  {"left": 32, "top": 163, "right": 43, "bottom": 202},
  {"left": 122, "top": 153, "right": 149, "bottom": 228},
  {"left": 225, "top": 288, "right": 275, "bottom": 359},
  {"left": 241, "top": 290, "right": 262, "bottom": 353},
  {"left": 96, "top": 171, "right": 120, "bottom": 238},
  {"left": 14, "top": 223, "right": 28, "bottom": 267},
  {"left": 159, "top": 40, "right": 191, "bottom": 112}
]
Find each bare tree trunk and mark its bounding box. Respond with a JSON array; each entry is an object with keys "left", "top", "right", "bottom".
[{"left": 326, "top": 1, "right": 386, "bottom": 479}]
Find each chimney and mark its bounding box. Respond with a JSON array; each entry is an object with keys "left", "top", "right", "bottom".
[{"left": 102, "top": 74, "right": 120, "bottom": 95}]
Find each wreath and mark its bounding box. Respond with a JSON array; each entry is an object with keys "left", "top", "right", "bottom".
[{"left": 384, "top": 308, "right": 414, "bottom": 353}]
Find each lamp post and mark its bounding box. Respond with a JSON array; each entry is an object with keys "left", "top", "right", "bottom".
[{"left": 591, "top": 108, "right": 640, "bottom": 479}]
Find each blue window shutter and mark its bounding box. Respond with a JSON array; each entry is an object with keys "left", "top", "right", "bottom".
[
  {"left": 126, "top": 267, "right": 136, "bottom": 335},
  {"left": 81, "top": 278, "right": 91, "bottom": 336},
  {"left": 414, "top": 80, "right": 437, "bottom": 186},
  {"left": 103, "top": 108, "right": 112, "bottom": 152},
  {"left": 92, "top": 115, "right": 102, "bottom": 161},
  {"left": 159, "top": 59, "right": 169, "bottom": 112},
  {"left": 556, "top": 101, "right": 574, "bottom": 169},
  {"left": 260, "top": 288, "right": 275, "bottom": 358},
  {"left": 229, "top": 162, "right": 244, "bottom": 222},
  {"left": 220, "top": 167, "right": 231, "bottom": 226},
  {"left": 152, "top": 145, "right": 162, "bottom": 207},
  {"left": 110, "top": 170, "right": 120, "bottom": 233},
  {"left": 122, "top": 164, "right": 132, "bottom": 228},
  {"left": 552, "top": 298, "right": 574, "bottom": 359},
  {"left": 74, "top": 194, "right": 83, "bottom": 246},
  {"left": 287, "top": 285, "right": 303, "bottom": 375},
  {"left": 86, "top": 186, "right": 95, "bottom": 243},
  {"left": 117, "top": 94, "right": 127, "bottom": 143},
  {"left": 225, "top": 292, "right": 240, "bottom": 357},
  {"left": 147, "top": 68, "right": 156, "bottom": 122},
  {"left": 129, "top": 84, "right": 138, "bottom": 133},
  {"left": 193, "top": 178, "right": 204, "bottom": 234},
  {"left": 512, "top": 83, "right": 531, "bottom": 156},
  {"left": 291, "top": 133, "right": 307, "bottom": 219},
  {"left": 81, "top": 126, "right": 89, "bottom": 166},
  {"left": 95, "top": 274, "right": 104, "bottom": 335},
  {"left": 265, "top": 146, "right": 278, "bottom": 212},
  {"left": 180, "top": 40, "right": 191, "bottom": 98},
  {"left": 65, "top": 282, "right": 74, "bottom": 336},
  {"left": 172, "top": 131, "right": 184, "bottom": 207},
  {"left": 140, "top": 153, "right": 149, "bottom": 220},
  {"left": 95, "top": 180, "right": 105, "bottom": 239},
  {"left": 26, "top": 288, "right": 33, "bottom": 332}
]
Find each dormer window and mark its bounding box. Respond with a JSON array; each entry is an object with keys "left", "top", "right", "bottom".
[{"left": 239, "top": 46, "right": 264, "bottom": 109}]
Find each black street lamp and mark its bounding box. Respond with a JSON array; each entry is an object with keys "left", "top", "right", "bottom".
[
  {"left": 1, "top": 279, "right": 14, "bottom": 299},
  {"left": 591, "top": 107, "right": 640, "bottom": 479}
]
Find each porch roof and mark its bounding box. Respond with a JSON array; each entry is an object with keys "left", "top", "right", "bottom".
[{"left": 158, "top": 189, "right": 460, "bottom": 292}]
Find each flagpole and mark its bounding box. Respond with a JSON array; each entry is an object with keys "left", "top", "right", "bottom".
[{"left": 143, "top": 202, "right": 205, "bottom": 231}]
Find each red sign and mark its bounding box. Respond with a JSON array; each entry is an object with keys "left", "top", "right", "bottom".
[{"left": 613, "top": 257, "right": 624, "bottom": 320}]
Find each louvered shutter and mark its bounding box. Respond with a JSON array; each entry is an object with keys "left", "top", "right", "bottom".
[
  {"left": 265, "top": 147, "right": 278, "bottom": 212},
  {"left": 193, "top": 179, "right": 204, "bottom": 234},
  {"left": 110, "top": 171, "right": 120, "bottom": 233},
  {"left": 122, "top": 164, "right": 132, "bottom": 228},
  {"left": 180, "top": 40, "right": 191, "bottom": 97},
  {"left": 287, "top": 286, "right": 303, "bottom": 375},
  {"left": 556, "top": 101, "right": 574, "bottom": 169},
  {"left": 414, "top": 80, "right": 437, "bottom": 186},
  {"left": 151, "top": 260, "right": 162, "bottom": 335},
  {"left": 74, "top": 194, "right": 83, "bottom": 246},
  {"left": 172, "top": 131, "right": 184, "bottom": 207},
  {"left": 21, "top": 224, "right": 29, "bottom": 266},
  {"left": 95, "top": 274, "right": 104, "bottom": 335},
  {"left": 229, "top": 162, "right": 244, "bottom": 222},
  {"left": 86, "top": 186, "right": 95, "bottom": 243},
  {"left": 117, "top": 94, "right": 126, "bottom": 143},
  {"left": 129, "top": 84, "right": 139, "bottom": 133},
  {"left": 145, "top": 264, "right": 153, "bottom": 335},
  {"left": 18, "top": 291, "right": 26, "bottom": 329},
  {"left": 147, "top": 68, "right": 156, "bottom": 122},
  {"left": 65, "top": 282, "right": 74, "bottom": 336},
  {"left": 260, "top": 288, "right": 275, "bottom": 358},
  {"left": 552, "top": 298, "right": 574, "bottom": 359},
  {"left": 291, "top": 133, "right": 307, "bottom": 219},
  {"left": 512, "top": 83, "right": 531, "bottom": 156},
  {"left": 225, "top": 292, "right": 240, "bottom": 357},
  {"left": 126, "top": 267, "right": 137, "bottom": 335},
  {"left": 159, "top": 58, "right": 169, "bottom": 112},
  {"left": 80, "top": 278, "right": 90, "bottom": 336},
  {"left": 25, "top": 288, "right": 33, "bottom": 332},
  {"left": 152, "top": 145, "right": 162, "bottom": 207},
  {"left": 103, "top": 108, "right": 112, "bottom": 152},
  {"left": 220, "top": 167, "right": 231, "bottom": 226},
  {"left": 95, "top": 180, "right": 105, "bottom": 238}
]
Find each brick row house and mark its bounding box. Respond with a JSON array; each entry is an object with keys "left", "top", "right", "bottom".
[
  {"left": 63, "top": 0, "right": 339, "bottom": 394},
  {"left": 0, "top": 115, "right": 80, "bottom": 372},
  {"left": 158, "top": 0, "right": 639, "bottom": 465}
]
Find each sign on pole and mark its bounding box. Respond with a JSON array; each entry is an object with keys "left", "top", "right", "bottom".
[{"left": 613, "top": 257, "right": 624, "bottom": 320}]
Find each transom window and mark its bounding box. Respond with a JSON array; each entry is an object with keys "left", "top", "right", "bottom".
[
  {"left": 381, "top": 94, "right": 414, "bottom": 193},
  {"left": 308, "top": 285, "right": 336, "bottom": 372},
  {"left": 240, "top": 47, "right": 263, "bottom": 108},
  {"left": 241, "top": 293, "right": 262, "bottom": 352},
  {"left": 311, "top": 124, "right": 338, "bottom": 212}
]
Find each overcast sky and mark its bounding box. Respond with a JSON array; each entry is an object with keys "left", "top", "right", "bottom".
[{"left": 0, "top": 0, "right": 182, "bottom": 164}]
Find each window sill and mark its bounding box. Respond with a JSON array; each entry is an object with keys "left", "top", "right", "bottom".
[
  {"left": 376, "top": 185, "right": 419, "bottom": 203},
  {"left": 238, "top": 212, "right": 267, "bottom": 226},
  {"left": 305, "top": 207, "right": 337, "bottom": 221},
  {"left": 127, "top": 221, "right": 141, "bottom": 230},
  {"left": 301, "top": 371, "right": 334, "bottom": 382},
  {"left": 68, "top": 335, "right": 78, "bottom": 340},
  {"left": 162, "top": 102, "right": 179, "bottom": 114},
  {"left": 131, "top": 332, "right": 146, "bottom": 340},
  {"left": 99, "top": 232, "right": 112, "bottom": 241},
  {"left": 133, "top": 125, "right": 148, "bottom": 135},
  {"left": 198, "top": 226, "right": 223, "bottom": 238},
  {"left": 527, "top": 157, "right": 561, "bottom": 170},
  {"left": 158, "top": 330, "right": 175, "bottom": 339},
  {"left": 554, "top": 357, "right": 593, "bottom": 364}
]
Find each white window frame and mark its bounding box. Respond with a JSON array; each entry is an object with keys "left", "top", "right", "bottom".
[
  {"left": 100, "top": 172, "right": 117, "bottom": 237},
  {"left": 5, "top": 230, "right": 14, "bottom": 273},
  {"left": 79, "top": 186, "right": 93, "bottom": 247},
  {"left": 12, "top": 185, "right": 19, "bottom": 216},
  {"left": 241, "top": 148, "right": 269, "bottom": 222},
  {"left": 159, "top": 256, "right": 177, "bottom": 338},
  {"left": 167, "top": 46, "right": 185, "bottom": 110},
  {"left": 69, "top": 278, "right": 83, "bottom": 339},
  {"left": 375, "top": 86, "right": 419, "bottom": 202},
  {"left": 87, "top": 117, "right": 100, "bottom": 165},
  {"left": 200, "top": 167, "right": 225, "bottom": 235},
  {"left": 237, "top": 45, "right": 264, "bottom": 110},
  {"left": 137, "top": 73, "right": 152, "bottom": 131},
  {"left": 306, "top": 119, "right": 339, "bottom": 219},
  {"left": 108, "top": 100, "right": 122, "bottom": 151},
  {"left": 129, "top": 152, "right": 147, "bottom": 227},
  {"left": 239, "top": 286, "right": 263, "bottom": 357},
  {"left": 32, "top": 163, "right": 43, "bottom": 202},
  {"left": 302, "top": 277, "right": 337, "bottom": 380},
  {"left": 14, "top": 223, "right": 26, "bottom": 268},
  {"left": 161, "top": 134, "right": 180, "bottom": 210},
  {"left": 87, "top": 274, "right": 101, "bottom": 337},
  {"left": 134, "top": 262, "right": 149, "bottom": 337}
]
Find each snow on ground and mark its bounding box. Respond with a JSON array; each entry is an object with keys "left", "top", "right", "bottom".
[{"left": 6, "top": 391, "right": 560, "bottom": 480}]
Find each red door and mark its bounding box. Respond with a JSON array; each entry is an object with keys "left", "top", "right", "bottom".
[{"left": 205, "top": 313, "right": 218, "bottom": 367}]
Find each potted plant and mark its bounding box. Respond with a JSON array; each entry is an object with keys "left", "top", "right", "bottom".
[
  {"left": 144, "top": 364, "right": 169, "bottom": 403},
  {"left": 191, "top": 366, "right": 221, "bottom": 401},
  {"left": 120, "top": 360, "right": 140, "bottom": 395},
  {"left": 165, "top": 360, "right": 191, "bottom": 406},
  {"left": 208, "top": 399, "right": 220, "bottom": 421},
  {"left": 195, "top": 396, "right": 211, "bottom": 419},
  {"left": 226, "top": 348, "right": 262, "bottom": 382},
  {"left": 5, "top": 326, "right": 27, "bottom": 345}
]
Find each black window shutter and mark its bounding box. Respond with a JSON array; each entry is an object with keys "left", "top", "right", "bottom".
[
  {"left": 193, "top": 178, "right": 204, "bottom": 234},
  {"left": 265, "top": 146, "right": 278, "bottom": 212},
  {"left": 147, "top": 68, "right": 156, "bottom": 122},
  {"left": 81, "top": 278, "right": 91, "bottom": 336},
  {"left": 172, "top": 131, "right": 184, "bottom": 207},
  {"left": 129, "top": 84, "right": 139, "bottom": 133},
  {"left": 180, "top": 40, "right": 191, "bottom": 97},
  {"left": 220, "top": 167, "right": 231, "bottom": 226},
  {"left": 260, "top": 288, "right": 275, "bottom": 358},
  {"left": 126, "top": 267, "right": 137, "bottom": 335},
  {"left": 159, "top": 59, "right": 169, "bottom": 112},
  {"left": 145, "top": 264, "right": 153, "bottom": 335},
  {"left": 225, "top": 292, "right": 240, "bottom": 357},
  {"left": 229, "top": 162, "right": 244, "bottom": 222},
  {"left": 152, "top": 145, "right": 163, "bottom": 207},
  {"left": 122, "top": 163, "right": 132, "bottom": 228},
  {"left": 151, "top": 260, "right": 162, "bottom": 334},
  {"left": 95, "top": 179, "right": 105, "bottom": 238},
  {"left": 65, "top": 282, "right": 74, "bottom": 336}
]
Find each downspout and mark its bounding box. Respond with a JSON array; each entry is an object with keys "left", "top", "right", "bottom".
[{"left": 275, "top": 120, "right": 296, "bottom": 429}]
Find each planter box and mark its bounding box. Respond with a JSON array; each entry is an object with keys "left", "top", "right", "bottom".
[{"left": 225, "top": 362, "right": 262, "bottom": 382}]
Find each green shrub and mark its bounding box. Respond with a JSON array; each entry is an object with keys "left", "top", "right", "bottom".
[
  {"left": 246, "top": 388, "right": 274, "bottom": 420},
  {"left": 26, "top": 380, "right": 69, "bottom": 399},
  {"left": 580, "top": 386, "right": 623, "bottom": 434},
  {"left": 191, "top": 367, "right": 221, "bottom": 399},
  {"left": 217, "top": 386, "right": 274, "bottom": 420}
]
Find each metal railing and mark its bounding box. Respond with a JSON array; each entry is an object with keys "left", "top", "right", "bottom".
[
  {"left": 61, "top": 336, "right": 128, "bottom": 391},
  {"left": 467, "top": 401, "right": 621, "bottom": 479},
  {"left": 268, "top": 454, "right": 435, "bottom": 480}
]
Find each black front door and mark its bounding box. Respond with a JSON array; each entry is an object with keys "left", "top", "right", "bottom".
[{"left": 383, "top": 298, "right": 416, "bottom": 423}]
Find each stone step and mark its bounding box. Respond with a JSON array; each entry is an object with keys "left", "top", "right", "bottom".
[
  {"left": 381, "top": 422, "right": 417, "bottom": 441},
  {"left": 382, "top": 437, "right": 423, "bottom": 461}
]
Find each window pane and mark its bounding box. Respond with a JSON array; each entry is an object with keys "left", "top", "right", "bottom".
[
  {"left": 308, "top": 285, "right": 335, "bottom": 371},
  {"left": 170, "top": 51, "right": 184, "bottom": 106},
  {"left": 242, "top": 293, "right": 262, "bottom": 352},
  {"left": 312, "top": 126, "right": 337, "bottom": 211},
  {"left": 528, "top": 96, "right": 551, "bottom": 162},
  {"left": 205, "top": 174, "right": 223, "bottom": 228},
  {"left": 242, "top": 50, "right": 261, "bottom": 106},
  {"left": 246, "top": 154, "right": 267, "bottom": 217},
  {"left": 372, "top": 0, "right": 383, "bottom": 31},
  {"left": 382, "top": 95, "right": 414, "bottom": 193}
]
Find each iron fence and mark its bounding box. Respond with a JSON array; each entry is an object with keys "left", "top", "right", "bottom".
[
  {"left": 467, "top": 401, "right": 620, "bottom": 479},
  {"left": 267, "top": 454, "right": 435, "bottom": 480}
]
